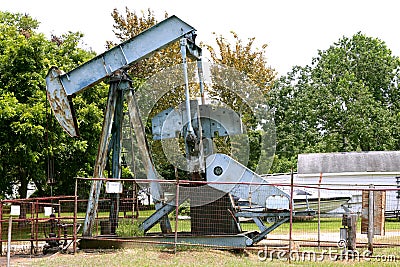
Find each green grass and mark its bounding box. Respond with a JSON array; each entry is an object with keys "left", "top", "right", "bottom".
[
  {"left": 116, "top": 219, "right": 144, "bottom": 237},
  {"left": 3, "top": 209, "right": 400, "bottom": 259},
  {"left": 4, "top": 210, "right": 400, "bottom": 266},
  {"left": 27, "top": 247, "right": 400, "bottom": 267}
]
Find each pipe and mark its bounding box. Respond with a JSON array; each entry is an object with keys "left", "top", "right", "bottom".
[{"left": 180, "top": 38, "right": 194, "bottom": 134}]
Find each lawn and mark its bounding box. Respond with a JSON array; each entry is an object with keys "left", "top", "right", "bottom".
[
  {"left": 2, "top": 208, "right": 400, "bottom": 266},
  {"left": 9, "top": 247, "right": 399, "bottom": 267}
]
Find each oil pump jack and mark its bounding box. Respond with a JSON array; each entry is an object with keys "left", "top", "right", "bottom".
[{"left": 46, "top": 16, "right": 302, "bottom": 247}]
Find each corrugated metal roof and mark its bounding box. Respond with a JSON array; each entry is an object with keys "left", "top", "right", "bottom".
[{"left": 298, "top": 151, "right": 400, "bottom": 174}]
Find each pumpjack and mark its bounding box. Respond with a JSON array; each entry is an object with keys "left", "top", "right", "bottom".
[{"left": 46, "top": 15, "right": 307, "bottom": 247}]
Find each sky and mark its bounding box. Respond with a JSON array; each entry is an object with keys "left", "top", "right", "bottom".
[{"left": 2, "top": 0, "right": 400, "bottom": 75}]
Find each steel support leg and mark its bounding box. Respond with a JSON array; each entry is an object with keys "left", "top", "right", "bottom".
[
  {"left": 126, "top": 90, "right": 172, "bottom": 233},
  {"left": 140, "top": 196, "right": 189, "bottom": 233},
  {"left": 109, "top": 82, "right": 124, "bottom": 234},
  {"left": 83, "top": 85, "right": 118, "bottom": 236},
  {"left": 251, "top": 217, "right": 289, "bottom": 245}
]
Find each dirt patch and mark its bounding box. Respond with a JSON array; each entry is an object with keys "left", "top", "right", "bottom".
[{"left": 0, "top": 253, "right": 51, "bottom": 266}]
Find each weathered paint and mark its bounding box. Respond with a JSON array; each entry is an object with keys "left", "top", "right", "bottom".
[
  {"left": 48, "top": 16, "right": 197, "bottom": 97},
  {"left": 45, "top": 67, "right": 78, "bottom": 137},
  {"left": 46, "top": 15, "right": 200, "bottom": 137},
  {"left": 298, "top": 151, "right": 400, "bottom": 174},
  {"left": 206, "top": 153, "right": 290, "bottom": 209},
  {"left": 126, "top": 90, "right": 172, "bottom": 233},
  {"left": 152, "top": 104, "right": 244, "bottom": 140},
  {"left": 79, "top": 234, "right": 252, "bottom": 249},
  {"left": 109, "top": 86, "right": 125, "bottom": 234},
  {"left": 82, "top": 86, "right": 118, "bottom": 236}
]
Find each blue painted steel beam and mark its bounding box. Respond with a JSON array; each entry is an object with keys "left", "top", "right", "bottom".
[
  {"left": 109, "top": 83, "right": 124, "bottom": 234},
  {"left": 57, "top": 16, "right": 196, "bottom": 96},
  {"left": 79, "top": 234, "right": 252, "bottom": 249},
  {"left": 82, "top": 85, "right": 118, "bottom": 236},
  {"left": 140, "top": 200, "right": 180, "bottom": 233},
  {"left": 46, "top": 15, "right": 199, "bottom": 137},
  {"left": 251, "top": 217, "right": 289, "bottom": 244}
]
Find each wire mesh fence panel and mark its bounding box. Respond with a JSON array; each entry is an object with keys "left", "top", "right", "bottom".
[
  {"left": 2, "top": 177, "right": 400, "bottom": 259},
  {"left": 0, "top": 196, "right": 78, "bottom": 255},
  {"left": 75, "top": 177, "right": 400, "bottom": 246}
]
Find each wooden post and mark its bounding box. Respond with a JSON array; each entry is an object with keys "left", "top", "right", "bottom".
[{"left": 347, "top": 214, "right": 357, "bottom": 251}]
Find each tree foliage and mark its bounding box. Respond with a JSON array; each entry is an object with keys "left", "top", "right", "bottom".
[
  {"left": 110, "top": 8, "right": 183, "bottom": 80},
  {"left": 205, "top": 32, "right": 277, "bottom": 171},
  {"left": 270, "top": 32, "right": 400, "bottom": 172},
  {"left": 0, "top": 11, "right": 105, "bottom": 198},
  {"left": 205, "top": 32, "right": 276, "bottom": 94}
]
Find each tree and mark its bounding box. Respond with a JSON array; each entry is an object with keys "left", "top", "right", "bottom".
[
  {"left": 270, "top": 32, "right": 400, "bottom": 172},
  {"left": 0, "top": 11, "right": 105, "bottom": 198},
  {"left": 205, "top": 32, "right": 277, "bottom": 172},
  {"left": 205, "top": 32, "right": 276, "bottom": 95}
]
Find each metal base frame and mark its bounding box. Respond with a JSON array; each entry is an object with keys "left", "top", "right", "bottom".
[{"left": 79, "top": 234, "right": 252, "bottom": 249}]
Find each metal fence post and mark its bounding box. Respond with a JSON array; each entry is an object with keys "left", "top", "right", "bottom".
[
  {"left": 73, "top": 178, "right": 78, "bottom": 253},
  {"left": 6, "top": 216, "right": 12, "bottom": 267},
  {"left": 35, "top": 200, "right": 39, "bottom": 254},
  {"left": 174, "top": 177, "right": 180, "bottom": 253},
  {"left": 30, "top": 202, "right": 34, "bottom": 254},
  {"left": 368, "top": 184, "right": 374, "bottom": 254},
  {"left": 0, "top": 201, "right": 3, "bottom": 256},
  {"left": 317, "top": 173, "right": 322, "bottom": 250},
  {"left": 288, "top": 169, "right": 294, "bottom": 262}
]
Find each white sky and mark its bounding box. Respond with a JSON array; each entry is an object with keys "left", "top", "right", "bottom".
[{"left": 2, "top": 0, "right": 400, "bottom": 75}]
